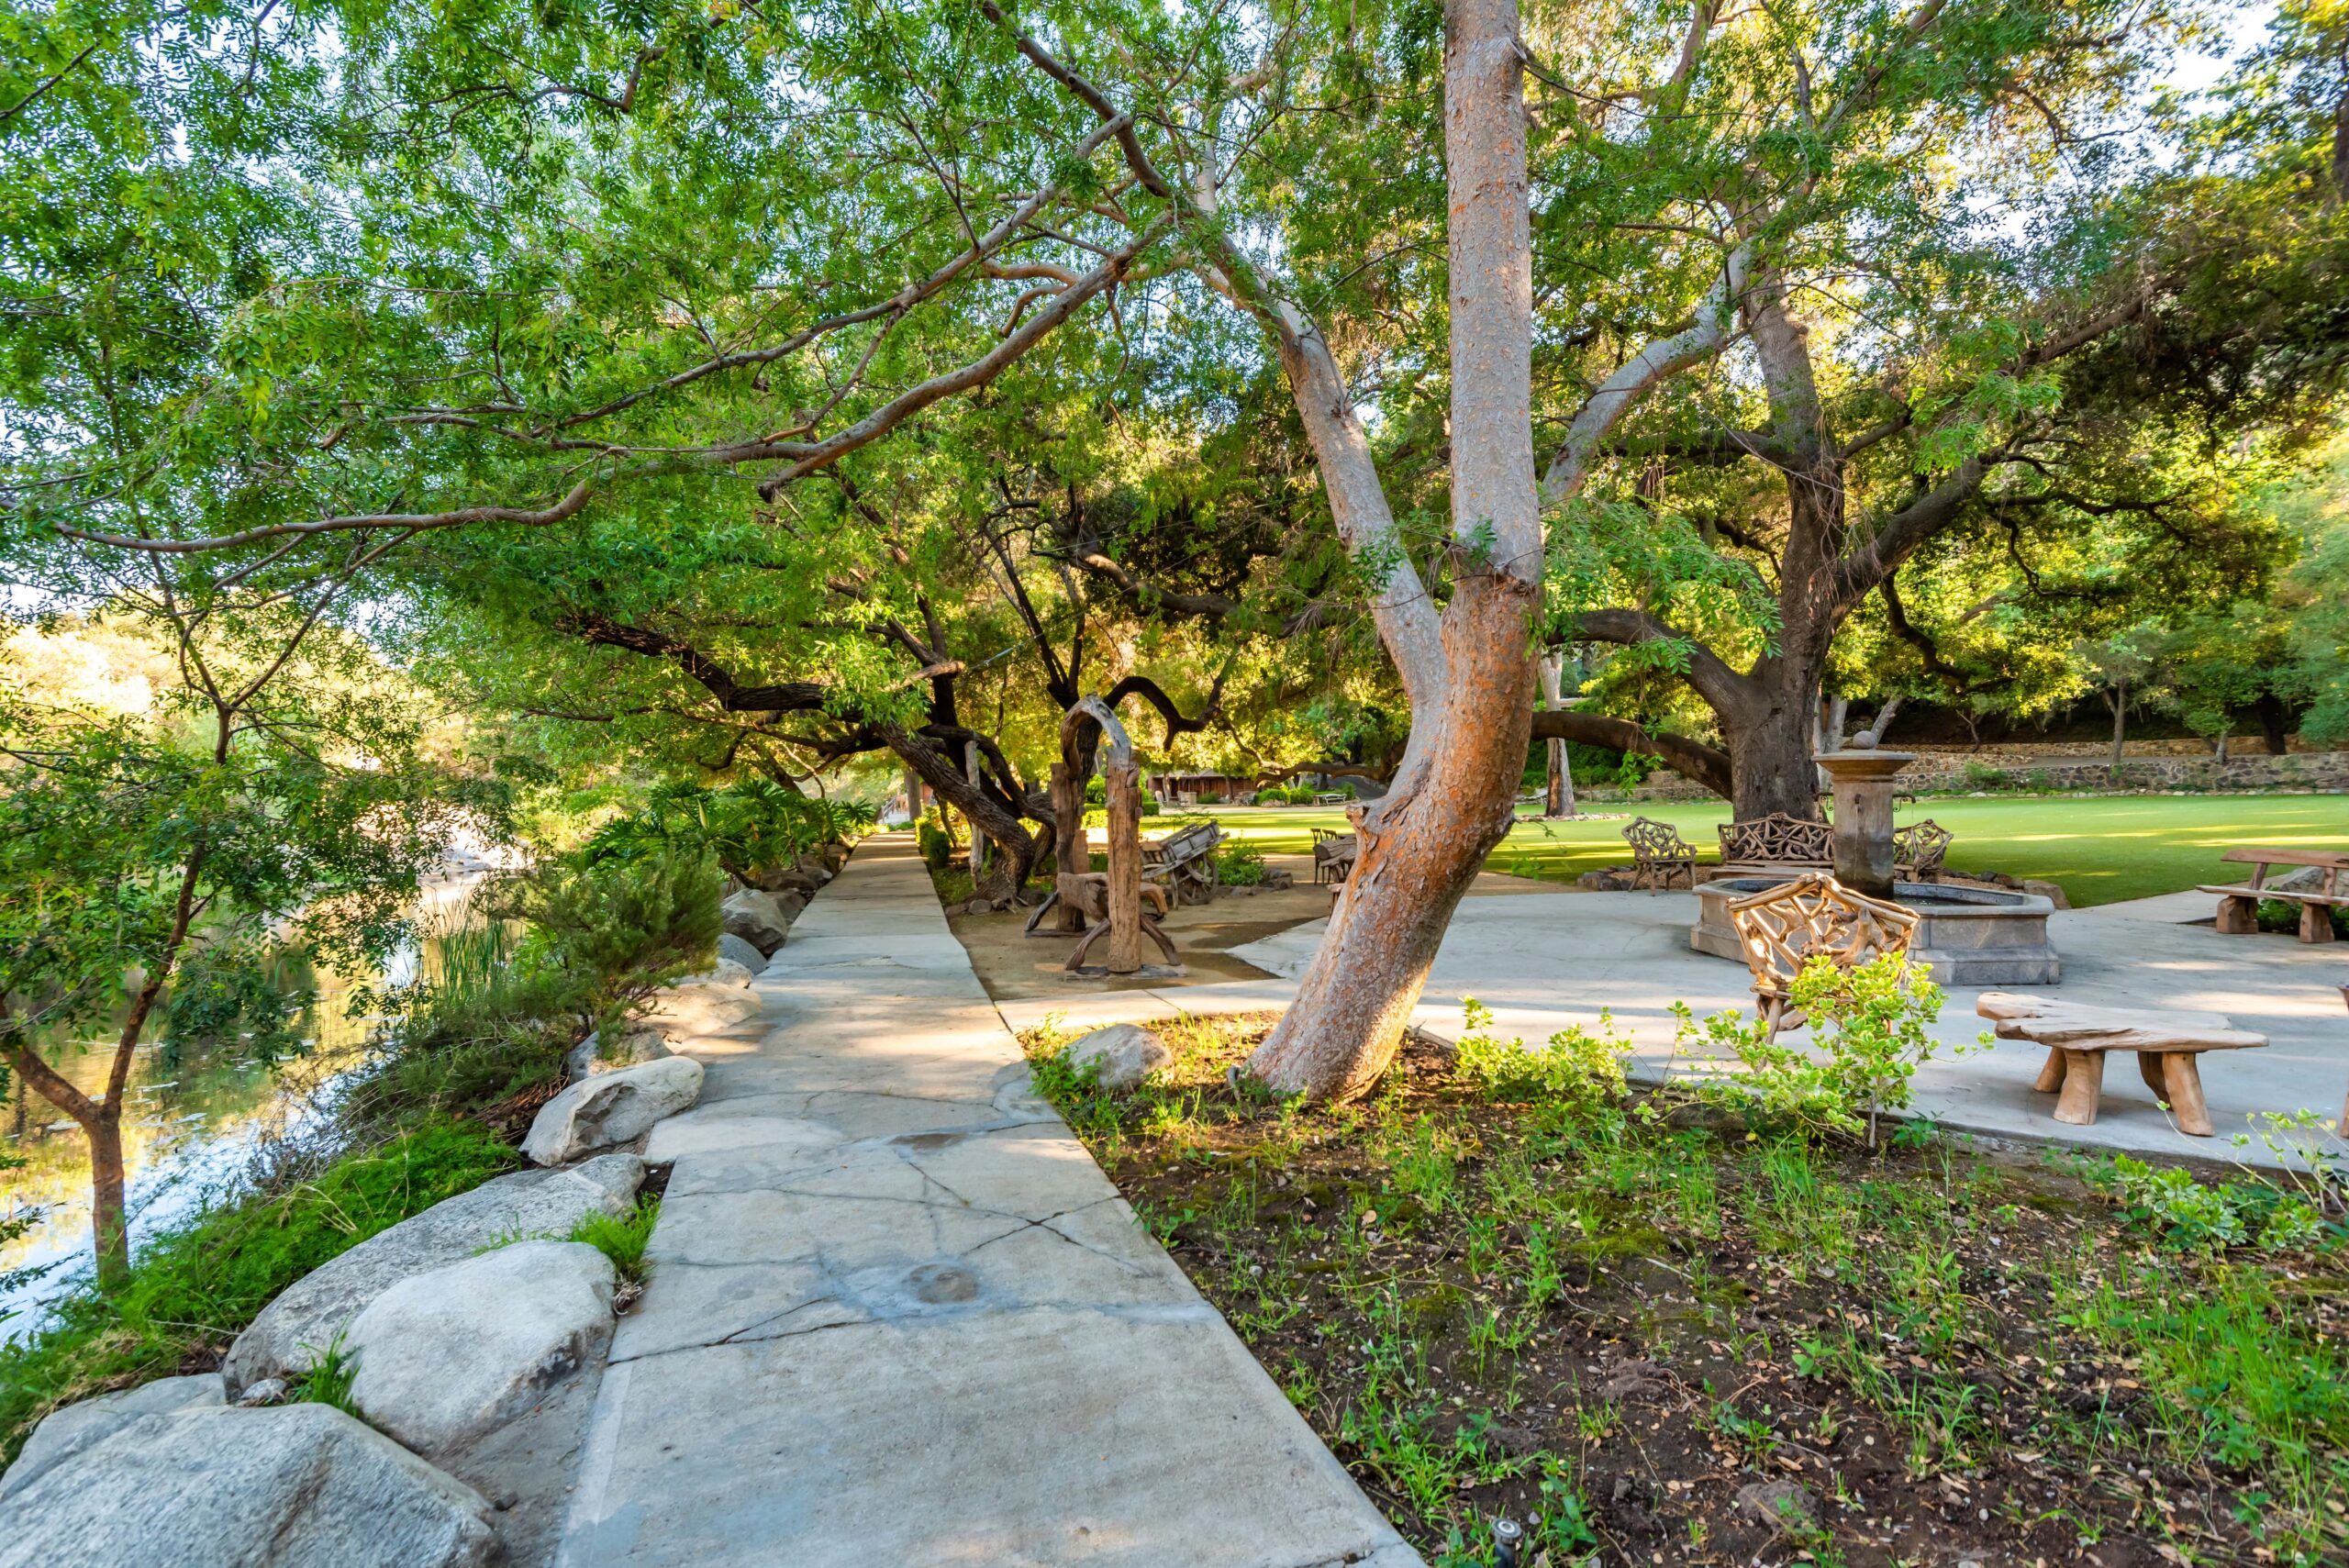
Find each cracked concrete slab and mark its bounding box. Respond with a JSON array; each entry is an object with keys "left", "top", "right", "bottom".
[{"left": 556, "top": 835, "right": 1420, "bottom": 1568}]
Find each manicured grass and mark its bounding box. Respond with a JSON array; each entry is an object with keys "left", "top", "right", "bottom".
[{"left": 1202, "top": 794, "right": 2349, "bottom": 907}]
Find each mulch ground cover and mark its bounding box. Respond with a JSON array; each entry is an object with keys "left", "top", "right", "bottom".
[{"left": 1021, "top": 1016, "right": 2349, "bottom": 1568}]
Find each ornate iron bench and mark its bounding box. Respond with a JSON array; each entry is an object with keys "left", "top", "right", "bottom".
[
  {"left": 1725, "top": 873, "right": 1920, "bottom": 1040},
  {"left": 1620, "top": 817, "right": 1698, "bottom": 890},
  {"left": 1716, "top": 812, "right": 1832, "bottom": 875}
]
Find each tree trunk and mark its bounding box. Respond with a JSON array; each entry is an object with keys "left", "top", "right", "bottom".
[
  {"left": 885, "top": 724, "right": 1031, "bottom": 902},
  {"left": 2107, "top": 682, "right": 2127, "bottom": 771},
  {"left": 1049, "top": 761, "right": 1089, "bottom": 933},
  {"left": 2255, "top": 693, "right": 2291, "bottom": 755},
  {"left": 1720, "top": 667, "right": 1827, "bottom": 818},
  {"left": 1245, "top": 576, "right": 1536, "bottom": 1098},
  {"left": 89, "top": 1109, "right": 128, "bottom": 1291},
  {"left": 1246, "top": 0, "right": 1539, "bottom": 1099}
]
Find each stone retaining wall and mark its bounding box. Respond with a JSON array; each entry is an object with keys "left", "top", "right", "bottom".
[{"left": 1611, "top": 746, "right": 2349, "bottom": 803}]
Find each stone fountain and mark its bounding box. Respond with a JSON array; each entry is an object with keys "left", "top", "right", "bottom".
[{"left": 1691, "top": 746, "right": 2061, "bottom": 984}]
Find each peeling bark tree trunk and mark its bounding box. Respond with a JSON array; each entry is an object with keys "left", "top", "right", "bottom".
[{"left": 1243, "top": 0, "right": 1540, "bottom": 1099}]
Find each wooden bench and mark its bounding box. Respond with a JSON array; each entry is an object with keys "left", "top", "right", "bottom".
[
  {"left": 1976, "top": 992, "right": 2266, "bottom": 1137},
  {"left": 1621, "top": 817, "right": 1698, "bottom": 890},
  {"left": 1715, "top": 812, "right": 1832, "bottom": 877},
  {"left": 2198, "top": 846, "right": 2349, "bottom": 944},
  {"left": 1061, "top": 874, "right": 1179, "bottom": 971}
]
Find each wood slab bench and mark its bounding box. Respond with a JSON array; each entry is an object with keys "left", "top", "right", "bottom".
[
  {"left": 2197, "top": 846, "right": 2349, "bottom": 944},
  {"left": 1976, "top": 992, "right": 2266, "bottom": 1137}
]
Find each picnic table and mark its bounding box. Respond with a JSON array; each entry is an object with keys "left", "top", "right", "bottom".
[{"left": 2197, "top": 846, "right": 2349, "bottom": 944}]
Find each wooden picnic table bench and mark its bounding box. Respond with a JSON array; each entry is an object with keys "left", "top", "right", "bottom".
[
  {"left": 1311, "top": 827, "right": 1358, "bottom": 885},
  {"left": 2197, "top": 846, "right": 2349, "bottom": 944},
  {"left": 1977, "top": 992, "right": 2266, "bottom": 1137}
]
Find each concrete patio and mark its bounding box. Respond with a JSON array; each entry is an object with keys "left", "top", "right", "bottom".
[{"left": 996, "top": 886, "right": 2349, "bottom": 1171}]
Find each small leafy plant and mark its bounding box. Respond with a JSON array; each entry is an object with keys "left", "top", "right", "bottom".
[
  {"left": 1451, "top": 997, "right": 1629, "bottom": 1106},
  {"left": 1675, "top": 954, "right": 1963, "bottom": 1147}
]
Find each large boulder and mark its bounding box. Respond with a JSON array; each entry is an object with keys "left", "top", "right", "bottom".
[
  {"left": 717, "top": 932, "right": 765, "bottom": 972},
  {"left": 522, "top": 1056, "right": 704, "bottom": 1166},
  {"left": 0, "top": 1403, "right": 498, "bottom": 1568},
  {"left": 1, "top": 1373, "right": 222, "bottom": 1501},
  {"left": 1062, "top": 1023, "right": 1173, "bottom": 1093},
  {"left": 720, "top": 889, "right": 793, "bottom": 955},
  {"left": 348, "top": 1240, "right": 617, "bottom": 1459},
  {"left": 563, "top": 1021, "right": 673, "bottom": 1083},
  {"left": 685, "top": 955, "right": 753, "bottom": 988},
  {"left": 224, "top": 1154, "right": 643, "bottom": 1396}
]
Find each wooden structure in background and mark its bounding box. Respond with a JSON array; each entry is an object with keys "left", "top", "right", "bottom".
[{"left": 1716, "top": 812, "right": 1833, "bottom": 875}]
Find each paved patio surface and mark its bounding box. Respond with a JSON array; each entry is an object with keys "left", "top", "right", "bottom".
[
  {"left": 556, "top": 834, "right": 1421, "bottom": 1568},
  {"left": 996, "top": 888, "right": 2349, "bottom": 1171}
]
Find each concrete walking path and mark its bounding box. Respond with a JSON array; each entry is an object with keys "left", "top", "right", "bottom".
[{"left": 556, "top": 835, "right": 1420, "bottom": 1568}]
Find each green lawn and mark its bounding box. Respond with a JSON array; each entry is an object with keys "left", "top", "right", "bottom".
[{"left": 1201, "top": 793, "right": 2349, "bottom": 907}]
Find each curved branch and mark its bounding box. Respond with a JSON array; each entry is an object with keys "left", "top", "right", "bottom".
[
  {"left": 1528, "top": 709, "right": 1732, "bottom": 801},
  {"left": 1570, "top": 606, "right": 1754, "bottom": 716},
  {"left": 1103, "top": 673, "right": 1222, "bottom": 747}
]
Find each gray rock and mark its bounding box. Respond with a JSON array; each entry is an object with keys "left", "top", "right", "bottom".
[
  {"left": 772, "top": 886, "right": 810, "bottom": 922},
  {"left": 348, "top": 1240, "right": 617, "bottom": 1458},
  {"left": 0, "top": 1403, "right": 497, "bottom": 1568},
  {"left": 1063, "top": 1023, "right": 1172, "bottom": 1093},
  {"left": 717, "top": 932, "right": 765, "bottom": 972},
  {"left": 224, "top": 1154, "right": 644, "bottom": 1395},
  {"left": 1, "top": 1373, "right": 222, "bottom": 1500},
  {"left": 234, "top": 1378, "right": 287, "bottom": 1408},
  {"left": 522, "top": 1056, "right": 705, "bottom": 1166},
  {"left": 685, "top": 955, "right": 753, "bottom": 988},
  {"left": 564, "top": 1021, "right": 673, "bottom": 1083},
  {"left": 2021, "top": 878, "right": 2072, "bottom": 910},
  {"left": 720, "top": 889, "right": 792, "bottom": 955},
  {"left": 2271, "top": 865, "right": 2329, "bottom": 894}
]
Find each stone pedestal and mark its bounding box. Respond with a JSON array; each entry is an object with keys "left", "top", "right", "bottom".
[{"left": 1815, "top": 750, "right": 1914, "bottom": 900}]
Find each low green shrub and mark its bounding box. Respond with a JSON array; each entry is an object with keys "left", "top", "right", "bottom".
[
  {"left": 1215, "top": 840, "right": 1268, "bottom": 885},
  {"left": 568, "top": 1196, "right": 662, "bottom": 1283},
  {"left": 916, "top": 813, "right": 953, "bottom": 870},
  {"left": 1451, "top": 998, "right": 1629, "bottom": 1105},
  {"left": 2081, "top": 1154, "right": 2340, "bottom": 1254},
  {"left": 582, "top": 778, "right": 870, "bottom": 884},
  {"left": 0, "top": 1119, "right": 517, "bottom": 1462}
]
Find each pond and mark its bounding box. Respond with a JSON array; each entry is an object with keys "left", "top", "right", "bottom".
[{"left": 0, "top": 874, "right": 490, "bottom": 1340}]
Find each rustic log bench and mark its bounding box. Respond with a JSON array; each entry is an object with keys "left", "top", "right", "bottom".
[
  {"left": 1727, "top": 873, "right": 1920, "bottom": 1040},
  {"left": 1715, "top": 812, "right": 1832, "bottom": 877},
  {"left": 1976, "top": 992, "right": 2267, "bottom": 1137},
  {"left": 2197, "top": 846, "right": 2349, "bottom": 944},
  {"left": 1311, "top": 827, "right": 1358, "bottom": 885}
]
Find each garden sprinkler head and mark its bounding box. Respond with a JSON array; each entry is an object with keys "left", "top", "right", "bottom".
[{"left": 1491, "top": 1516, "right": 1524, "bottom": 1567}]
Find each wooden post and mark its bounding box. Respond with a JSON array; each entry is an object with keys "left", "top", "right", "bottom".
[
  {"left": 1049, "top": 761, "right": 1088, "bottom": 933},
  {"left": 1104, "top": 762, "right": 1144, "bottom": 973}
]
